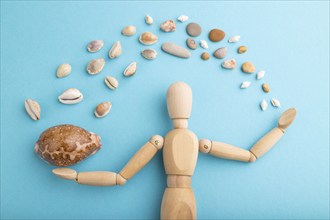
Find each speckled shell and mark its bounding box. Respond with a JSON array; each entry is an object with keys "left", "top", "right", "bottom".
[{"left": 34, "top": 124, "right": 102, "bottom": 166}]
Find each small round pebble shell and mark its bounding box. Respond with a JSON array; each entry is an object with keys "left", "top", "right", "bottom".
[
  {"left": 201, "top": 52, "right": 210, "bottom": 60},
  {"left": 262, "top": 83, "right": 270, "bottom": 93},
  {"left": 209, "top": 29, "right": 225, "bottom": 42},
  {"left": 241, "top": 62, "right": 255, "bottom": 73},
  {"left": 238, "top": 46, "right": 247, "bottom": 54},
  {"left": 186, "top": 22, "right": 202, "bottom": 37},
  {"left": 213, "top": 47, "right": 227, "bottom": 59}
]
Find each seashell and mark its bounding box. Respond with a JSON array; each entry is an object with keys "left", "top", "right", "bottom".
[
  {"left": 238, "top": 45, "right": 247, "bottom": 54},
  {"left": 228, "top": 36, "right": 240, "bottom": 43},
  {"left": 213, "top": 47, "right": 227, "bottom": 59},
  {"left": 141, "top": 48, "right": 157, "bottom": 60},
  {"left": 34, "top": 124, "right": 102, "bottom": 166},
  {"left": 221, "top": 59, "right": 236, "bottom": 69},
  {"left": 177, "top": 15, "right": 189, "bottom": 22},
  {"left": 58, "top": 88, "right": 83, "bottom": 104},
  {"left": 87, "top": 40, "right": 104, "bottom": 53},
  {"left": 25, "top": 99, "right": 41, "bottom": 120},
  {"left": 109, "top": 41, "right": 122, "bottom": 59},
  {"left": 240, "top": 81, "right": 251, "bottom": 89},
  {"left": 260, "top": 99, "right": 268, "bottom": 111},
  {"left": 105, "top": 76, "right": 119, "bottom": 90},
  {"left": 121, "top": 25, "right": 136, "bottom": 36},
  {"left": 200, "top": 40, "right": 208, "bottom": 49},
  {"left": 139, "top": 32, "right": 158, "bottom": 45},
  {"left": 186, "top": 38, "right": 197, "bottom": 50},
  {"left": 145, "top": 15, "right": 153, "bottom": 25},
  {"left": 160, "top": 20, "right": 176, "bottom": 32},
  {"left": 257, "top": 70, "right": 265, "bottom": 80},
  {"left": 123, "top": 62, "right": 137, "bottom": 77},
  {"left": 94, "top": 101, "right": 112, "bottom": 118},
  {"left": 271, "top": 98, "right": 281, "bottom": 108},
  {"left": 86, "top": 58, "right": 105, "bottom": 75},
  {"left": 56, "top": 63, "right": 71, "bottom": 78}
]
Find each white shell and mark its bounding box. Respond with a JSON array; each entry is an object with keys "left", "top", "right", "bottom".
[
  {"left": 240, "top": 81, "right": 251, "bottom": 89},
  {"left": 105, "top": 76, "right": 119, "bottom": 90},
  {"left": 121, "top": 25, "right": 136, "bottom": 36},
  {"left": 221, "top": 59, "right": 236, "bottom": 69},
  {"left": 271, "top": 98, "right": 281, "bottom": 107},
  {"left": 177, "top": 15, "right": 189, "bottom": 22},
  {"left": 228, "top": 36, "right": 240, "bottom": 43},
  {"left": 58, "top": 88, "right": 83, "bottom": 104},
  {"left": 56, "top": 63, "right": 71, "bottom": 78},
  {"left": 145, "top": 15, "right": 153, "bottom": 25},
  {"left": 257, "top": 70, "right": 265, "bottom": 80},
  {"left": 200, "top": 40, "right": 208, "bottom": 49},
  {"left": 86, "top": 58, "right": 105, "bottom": 75},
  {"left": 260, "top": 99, "right": 268, "bottom": 111},
  {"left": 25, "top": 99, "right": 41, "bottom": 120},
  {"left": 123, "top": 62, "right": 137, "bottom": 77},
  {"left": 109, "top": 41, "right": 122, "bottom": 59}
]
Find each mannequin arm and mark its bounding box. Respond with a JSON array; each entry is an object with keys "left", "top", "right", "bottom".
[
  {"left": 199, "top": 108, "right": 297, "bottom": 162},
  {"left": 52, "top": 135, "right": 164, "bottom": 186}
]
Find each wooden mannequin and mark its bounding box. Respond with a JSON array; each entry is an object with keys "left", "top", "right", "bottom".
[{"left": 53, "top": 82, "right": 297, "bottom": 219}]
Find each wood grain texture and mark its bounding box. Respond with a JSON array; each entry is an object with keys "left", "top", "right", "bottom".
[
  {"left": 166, "top": 82, "right": 192, "bottom": 120},
  {"left": 77, "top": 171, "right": 117, "bottom": 186},
  {"left": 250, "top": 127, "right": 283, "bottom": 158},
  {"left": 209, "top": 141, "right": 253, "bottom": 162},
  {"left": 163, "top": 129, "right": 198, "bottom": 175},
  {"left": 161, "top": 188, "right": 196, "bottom": 220},
  {"left": 167, "top": 175, "right": 192, "bottom": 188},
  {"left": 119, "top": 141, "right": 159, "bottom": 180},
  {"left": 278, "top": 108, "right": 297, "bottom": 131}
]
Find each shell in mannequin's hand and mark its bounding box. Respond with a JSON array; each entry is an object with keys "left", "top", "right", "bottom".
[{"left": 34, "top": 124, "right": 102, "bottom": 166}]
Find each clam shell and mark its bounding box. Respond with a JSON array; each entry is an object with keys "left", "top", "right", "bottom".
[{"left": 139, "top": 32, "right": 158, "bottom": 45}]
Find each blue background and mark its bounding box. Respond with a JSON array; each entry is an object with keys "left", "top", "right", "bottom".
[{"left": 1, "top": 1, "right": 329, "bottom": 219}]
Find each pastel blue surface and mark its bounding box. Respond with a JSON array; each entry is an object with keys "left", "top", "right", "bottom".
[{"left": 1, "top": 1, "right": 329, "bottom": 219}]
